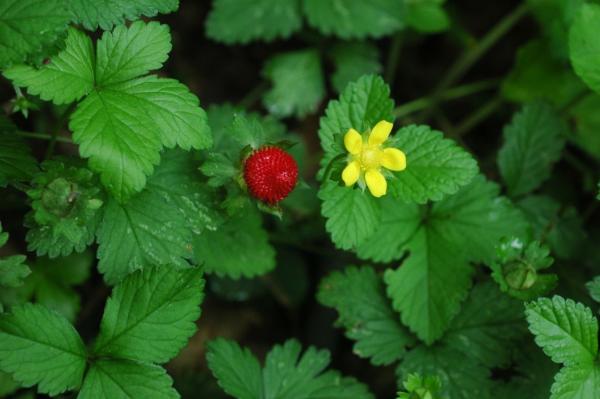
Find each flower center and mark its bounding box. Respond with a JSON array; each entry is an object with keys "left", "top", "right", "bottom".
[{"left": 360, "top": 145, "right": 382, "bottom": 170}]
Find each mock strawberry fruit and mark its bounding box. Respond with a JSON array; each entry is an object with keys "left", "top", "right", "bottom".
[{"left": 243, "top": 146, "right": 298, "bottom": 204}]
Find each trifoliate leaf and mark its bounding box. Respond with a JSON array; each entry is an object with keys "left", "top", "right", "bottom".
[
  {"left": 586, "top": 276, "right": 600, "bottom": 303},
  {"left": 330, "top": 42, "right": 382, "bottom": 94},
  {"left": 397, "top": 345, "right": 493, "bottom": 399},
  {"left": 78, "top": 359, "right": 178, "bottom": 399},
  {"left": 319, "top": 181, "right": 381, "bottom": 250},
  {"left": 303, "top": 0, "right": 405, "bottom": 39},
  {"left": 94, "top": 266, "right": 204, "bottom": 363},
  {"left": 502, "top": 40, "right": 585, "bottom": 107},
  {"left": 388, "top": 124, "right": 478, "bottom": 203},
  {"left": 262, "top": 49, "right": 325, "bottom": 118},
  {"left": 444, "top": 281, "right": 525, "bottom": 368},
  {"left": 378, "top": 176, "right": 527, "bottom": 343},
  {"left": 70, "top": 0, "right": 179, "bottom": 31},
  {"left": 25, "top": 159, "right": 104, "bottom": 258},
  {"left": 569, "top": 3, "right": 600, "bottom": 94},
  {"left": 0, "top": 0, "right": 70, "bottom": 68},
  {"left": 205, "top": 0, "right": 302, "bottom": 44},
  {"left": 490, "top": 237, "right": 557, "bottom": 300},
  {"left": 405, "top": 0, "right": 450, "bottom": 33},
  {"left": 498, "top": 103, "right": 566, "bottom": 197},
  {"left": 3, "top": 28, "right": 94, "bottom": 105},
  {"left": 550, "top": 363, "right": 600, "bottom": 399},
  {"left": 207, "top": 338, "right": 374, "bottom": 399},
  {"left": 526, "top": 296, "right": 598, "bottom": 366},
  {"left": 0, "top": 117, "right": 38, "bottom": 187},
  {"left": 0, "top": 224, "right": 30, "bottom": 288},
  {"left": 317, "top": 266, "right": 415, "bottom": 366},
  {"left": 0, "top": 303, "right": 86, "bottom": 395},
  {"left": 397, "top": 373, "right": 443, "bottom": 399},
  {"left": 192, "top": 205, "right": 275, "bottom": 278}
]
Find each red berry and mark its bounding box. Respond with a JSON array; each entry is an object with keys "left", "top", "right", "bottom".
[{"left": 243, "top": 146, "right": 298, "bottom": 204}]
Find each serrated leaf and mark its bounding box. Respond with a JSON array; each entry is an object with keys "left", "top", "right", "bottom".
[
  {"left": 526, "top": 296, "right": 598, "bottom": 366},
  {"left": 330, "top": 42, "right": 382, "bottom": 93},
  {"left": 70, "top": 0, "right": 179, "bottom": 31},
  {"left": 207, "top": 338, "right": 374, "bottom": 399},
  {"left": 0, "top": 370, "right": 19, "bottom": 397},
  {"left": 569, "top": 3, "right": 600, "bottom": 94},
  {"left": 586, "top": 276, "right": 600, "bottom": 303},
  {"left": 0, "top": 223, "right": 30, "bottom": 288},
  {"left": 94, "top": 266, "right": 203, "bottom": 363},
  {"left": 317, "top": 266, "right": 415, "bottom": 366},
  {"left": 498, "top": 103, "right": 566, "bottom": 197},
  {"left": 0, "top": 118, "right": 38, "bottom": 187},
  {"left": 78, "top": 359, "right": 178, "bottom": 399},
  {"left": 262, "top": 49, "right": 325, "bottom": 118},
  {"left": 3, "top": 28, "right": 94, "bottom": 105},
  {"left": 0, "top": 303, "right": 86, "bottom": 396},
  {"left": 303, "top": 0, "right": 404, "bottom": 39},
  {"left": 550, "top": 363, "right": 600, "bottom": 399},
  {"left": 206, "top": 0, "right": 302, "bottom": 44},
  {"left": 192, "top": 206, "right": 275, "bottom": 278},
  {"left": 388, "top": 124, "right": 478, "bottom": 203},
  {"left": 319, "top": 181, "right": 381, "bottom": 250},
  {"left": 0, "top": 0, "right": 70, "bottom": 68}
]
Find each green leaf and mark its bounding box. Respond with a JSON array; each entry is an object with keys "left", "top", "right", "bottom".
[
  {"left": 405, "top": 0, "right": 450, "bottom": 33},
  {"left": 498, "top": 103, "right": 566, "bottom": 197},
  {"left": 319, "top": 181, "right": 381, "bottom": 250},
  {"left": 330, "top": 42, "right": 382, "bottom": 94},
  {"left": 206, "top": 0, "right": 302, "bottom": 44},
  {"left": 0, "top": 223, "right": 30, "bottom": 289},
  {"left": 3, "top": 28, "right": 94, "bottom": 105},
  {"left": 388, "top": 124, "right": 478, "bottom": 203},
  {"left": 444, "top": 281, "right": 525, "bottom": 368},
  {"left": 0, "top": 118, "right": 38, "bottom": 187},
  {"left": 551, "top": 363, "right": 600, "bottom": 399},
  {"left": 397, "top": 373, "right": 443, "bottom": 399},
  {"left": 0, "top": 303, "right": 86, "bottom": 395},
  {"left": 0, "top": 0, "right": 70, "bottom": 68},
  {"left": 78, "top": 359, "right": 178, "bottom": 399},
  {"left": 303, "top": 0, "right": 404, "bottom": 39},
  {"left": 192, "top": 206, "right": 275, "bottom": 278},
  {"left": 317, "top": 266, "right": 415, "bottom": 366},
  {"left": 70, "top": 0, "right": 179, "bottom": 30},
  {"left": 568, "top": 93, "right": 600, "bottom": 160},
  {"left": 526, "top": 296, "right": 598, "bottom": 366},
  {"left": 207, "top": 338, "right": 374, "bottom": 399},
  {"left": 586, "top": 276, "right": 600, "bottom": 303},
  {"left": 569, "top": 3, "right": 600, "bottom": 94},
  {"left": 262, "top": 49, "right": 325, "bottom": 118},
  {"left": 0, "top": 370, "right": 19, "bottom": 397},
  {"left": 94, "top": 266, "right": 204, "bottom": 363},
  {"left": 379, "top": 176, "right": 527, "bottom": 343},
  {"left": 397, "top": 345, "right": 493, "bottom": 399}
]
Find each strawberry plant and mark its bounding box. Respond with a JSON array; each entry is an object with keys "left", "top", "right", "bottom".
[{"left": 0, "top": 1, "right": 599, "bottom": 398}]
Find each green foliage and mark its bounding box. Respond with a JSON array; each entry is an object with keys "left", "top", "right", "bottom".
[
  {"left": 586, "top": 276, "right": 600, "bottom": 302},
  {"left": 569, "top": 3, "right": 600, "bottom": 94},
  {"left": 498, "top": 103, "right": 566, "bottom": 197},
  {"left": 526, "top": 296, "right": 600, "bottom": 399},
  {"left": 207, "top": 338, "right": 374, "bottom": 398},
  {"left": 70, "top": 0, "right": 180, "bottom": 30},
  {"left": 330, "top": 42, "right": 382, "bottom": 93},
  {"left": 0, "top": 117, "right": 38, "bottom": 187},
  {"left": 397, "top": 373, "right": 443, "bottom": 399},
  {"left": 0, "top": 224, "right": 30, "bottom": 289},
  {"left": 405, "top": 0, "right": 450, "bottom": 33}
]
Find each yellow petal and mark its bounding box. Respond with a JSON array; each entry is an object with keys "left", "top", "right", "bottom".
[
  {"left": 344, "top": 128, "right": 362, "bottom": 155},
  {"left": 342, "top": 161, "right": 360, "bottom": 186},
  {"left": 365, "top": 169, "right": 387, "bottom": 197},
  {"left": 368, "top": 120, "right": 393, "bottom": 146},
  {"left": 381, "top": 148, "right": 407, "bottom": 171}
]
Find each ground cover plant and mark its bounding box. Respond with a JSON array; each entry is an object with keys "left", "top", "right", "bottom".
[{"left": 0, "top": 0, "right": 599, "bottom": 398}]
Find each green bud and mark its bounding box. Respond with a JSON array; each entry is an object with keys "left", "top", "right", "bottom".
[{"left": 504, "top": 260, "right": 537, "bottom": 290}]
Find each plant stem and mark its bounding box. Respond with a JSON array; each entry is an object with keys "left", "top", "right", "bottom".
[
  {"left": 17, "top": 130, "right": 73, "bottom": 144},
  {"left": 453, "top": 96, "right": 504, "bottom": 138},
  {"left": 384, "top": 33, "right": 403, "bottom": 86},
  {"left": 393, "top": 78, "right": 499, "bottom": 118},
  {"left": 45, "top": 103, "right": 77, "bottom": 159}
]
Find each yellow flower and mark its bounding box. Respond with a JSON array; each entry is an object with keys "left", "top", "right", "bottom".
[{"left": 341, "top": 120, "right": 407, "bottom": 197}]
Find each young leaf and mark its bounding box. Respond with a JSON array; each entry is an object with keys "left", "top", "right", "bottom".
[
  {"left": 0, "top": 0, "right": 70, "bottom": 68},
  {"left": 303, "top": 0, "right": 404, "bottom": 39},
  {"left": 317, "top": 266, "right": 415, "bottom": 366},
  {"left": 0, "top": 303, "right": 86, "bottom": 395},
  {"left": 569, "top": 3, "right": 600, "bottom": 94},
  {"left": 205, "top": 0, "right": 302, "bottom": 44},
  {"left": 397, "top": 373, "right": 443, "bottom": 399},
  {"left": 192, "top": 206, "right": 275, "bottom": 278},
  {"left": 3, "top": 28, "right": 95, "bottom": 105},
  {"left": 330, "top": 42, "right": 382, "bottom": 93},
  {"left": 525, "top": 296, "right": 598, "bottom": 366},
  {"left": 207, "top": 338, "right": 374, "bottom": 399},
  {"left": 78, "top": 359, "right": 178, "bottom": 399},
  {"left": 0, "top": 224, "right": 30, "bottom": 288},
  {"left": 94, "top": 266, "right": 204, "bottom": 363},
  {"left": 262, "top": 49, "right": 325, "bottom": 118},
  {"left": 0, "top": 117, "right": 38, "bottom": 187},
  {"left": 70, "top": 0, "right": 179, "bottom": 30},
  {"left": 498, "top": 103, "right": 566, "bottom": 197}
]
